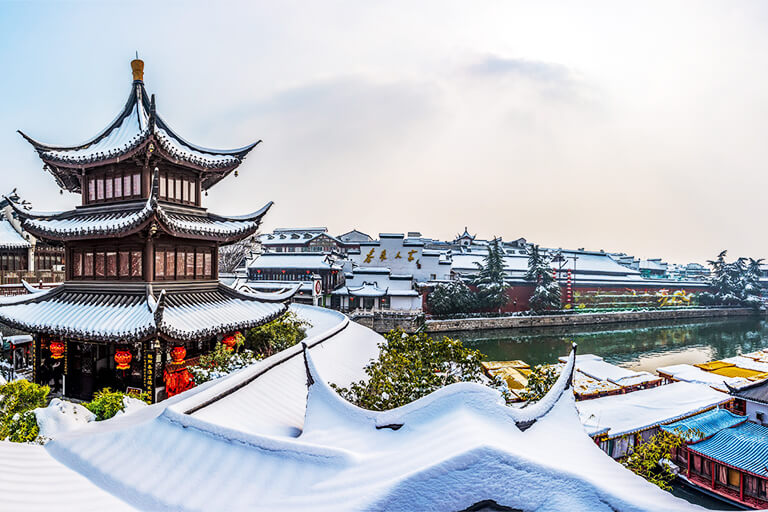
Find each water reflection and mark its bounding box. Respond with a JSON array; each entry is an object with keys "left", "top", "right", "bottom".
[{"left": 454, "top": 318, "right": 768, "bottom": 372}]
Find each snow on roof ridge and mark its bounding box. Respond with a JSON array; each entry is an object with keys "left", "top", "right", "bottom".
[{"left": 301, "top": 341, "right": 578, "bottom": 434}]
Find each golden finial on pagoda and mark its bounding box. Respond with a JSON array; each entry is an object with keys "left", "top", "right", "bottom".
[{"left": 131, "top": 52, "right": 144, "bottom": 81}]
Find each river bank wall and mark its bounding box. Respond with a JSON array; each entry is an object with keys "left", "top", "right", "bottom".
[{"left": 424, "top": 308, "right": 760, "bottom": 333}]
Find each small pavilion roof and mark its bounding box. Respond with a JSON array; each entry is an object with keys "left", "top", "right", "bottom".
[
  {"left": 18, "top": 59, "right": 260, "bottom": 192},
  {"left": 660, "top": 408, "right": 746, "bottom": 441},
  {"left": 688, "top": 421, "right": 768, "bottom": 477},
  {"left": 0, "top": 281, "right": 292, "bottom": 343}
]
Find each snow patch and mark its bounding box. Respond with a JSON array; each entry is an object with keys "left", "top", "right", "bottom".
[{"left": 34, "top": 398, "right": 96, "bottom": 440}]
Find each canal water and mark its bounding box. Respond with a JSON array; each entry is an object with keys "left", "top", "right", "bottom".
[
  {"left": 454, "top": 316, "right": 762, "bottom": 510},
  {"left": 453, "top": 317, "right": 768, "bottom": 372}
]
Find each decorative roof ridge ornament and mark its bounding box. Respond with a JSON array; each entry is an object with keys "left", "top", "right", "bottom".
[
  {"left": 20, "top": 280, "right": 42, "bottom": 294},
  {"left": 131, "top": 56, "right": 144, "bottom": 82},
  {"left": 153, "top": 289, "right": 167, "bottom": 328},
  {"left": 230, "top": 281, "right": 301, "bottom": 303}
]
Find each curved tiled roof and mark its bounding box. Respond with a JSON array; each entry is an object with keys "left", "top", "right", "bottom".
[
  {"left": 7, "top": 182, "right": 271, "bottom": 243},
  {"left": 0, "top": 283, "right": 293, "bottom": 343},
  {"left": 19, "top": 74, "right": 260, "bottom": 191}
]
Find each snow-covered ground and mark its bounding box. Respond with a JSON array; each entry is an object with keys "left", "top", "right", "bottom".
[{"left": 0, "top": 306, "right": 715, "bottom": 511}]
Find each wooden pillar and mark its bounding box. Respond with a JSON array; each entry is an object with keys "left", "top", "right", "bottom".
[
  {"left": 142, "top": 340, "right": 156, "bottom": 404},
  {"left": 144, "top": 236, "right": 154, "bottom": 282},
  {"left": 711, "top": 462, "right": 716, "bottom": 489},
  {"left": 740, "top": 472, "right": 744, "bottom": 502},
  {"left": 686, "top": 450, "right": 691, "bottom": 478}
]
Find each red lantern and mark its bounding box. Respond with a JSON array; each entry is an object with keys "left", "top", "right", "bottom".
[
  {"left": 50, "top": 341, "right": 65, "bottom": 360},
  {"left": 170, "top": 345, "right": 186, "bottom": 364},
  {"left": 221, "top": 332, "right": 241, "bottom": 351},
  {"left": 114, "top": 349, "right": 132, "bottom": 370}
]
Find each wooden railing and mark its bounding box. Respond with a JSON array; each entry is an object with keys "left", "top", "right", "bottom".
[{"left": 0, "top": 270, "right": 65, "bottom": 286}]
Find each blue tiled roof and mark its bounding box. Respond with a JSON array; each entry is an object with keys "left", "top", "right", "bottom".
[
  {"left": 660, "top": 408, "right": 746, "bottom": 441},
  {"left": 689, "top": 422, "right": 768, "bottom": 477}
]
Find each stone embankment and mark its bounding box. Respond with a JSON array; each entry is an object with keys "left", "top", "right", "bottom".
[
  {"left": 349, "top": 310, "right": 423, "bottom": 333},
  {"left": 424, "top": 308, "right": 759, "bottom": 333}
]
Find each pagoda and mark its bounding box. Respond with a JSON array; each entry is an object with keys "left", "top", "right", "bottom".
[{"left": 0, "top": 59, "right": 293, "bottom": 401}]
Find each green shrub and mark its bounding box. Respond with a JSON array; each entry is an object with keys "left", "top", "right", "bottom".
[
  {"left": 332, "top": 329, "right": 509, "bottom": 410},
  {"left": 245, "top": 311, "right": 309, "bottom": 357},
  {"left": 0, "top": 380, "right": 49, "bottom": 442},
  {"left": 4, "top": 411, "right": 40, "bottom": 443},
  {"left": 84, "top": 388, "right": 150, "bottom": 421}
]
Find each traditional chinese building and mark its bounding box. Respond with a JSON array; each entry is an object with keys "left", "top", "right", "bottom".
[
  {"left": 0, "top": 59, "right": 292, "bottom": 401},
  {"left": 0, "top": 196, "right": 65, "bottom": 288}
]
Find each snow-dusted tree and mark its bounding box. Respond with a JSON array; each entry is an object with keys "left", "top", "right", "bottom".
[
  {"left": 472, "top": 237, "right": 508, "bottom": 311},
  {"left": 702, "top": 251, "right": 763, "bottom": 308},
  {"left": 525, "top": 245, "right": 561, "bottom": 313},
  {"left": 218, "top": 239, "right": 254, "bottom": 274},
  {"left": 427, "top": 280, "right": 477, "bottom": 315}
]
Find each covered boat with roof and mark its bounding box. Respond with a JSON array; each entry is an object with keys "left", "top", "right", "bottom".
[{"left": 0, "top": 58, "right": 295, "bottom": 402}]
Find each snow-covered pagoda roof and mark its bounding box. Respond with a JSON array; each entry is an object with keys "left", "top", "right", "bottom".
[
  {"left": 4, "top": 170, "right": 272, "bottom": 243},
  {"left": 17, "top": 59, "right": 260, "bottom": 192},
  {"left": 0, "top": 335, "right": 711, "bottom": 511},
  {"left": 0, "top": 281, "right": 289, "bottom": 343}
]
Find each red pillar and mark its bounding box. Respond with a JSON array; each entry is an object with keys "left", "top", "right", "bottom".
[
  {"left": 711, "top": 462, "right": 716, "bottom": 489},
  {"left": 687, "top": 450, "right": 691, "bottom": 478},
  {"left": 740, "top": 472, "right": 744, "bottom": 502}
]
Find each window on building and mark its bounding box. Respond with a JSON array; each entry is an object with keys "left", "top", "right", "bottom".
[
  {"left": 132, "top": 173, "right": 141, "bottom": 197},
  {"left": 166, "top": 250, "right": 175, "bottom": 278},
  {"left": 84, "top": 252, "right": 94, "bottom": 276},
  {"left": 186, "top": 252, "right": 194, "bottom": 277},
  {"left": 88, "top": 180, "right": 96, "bottom": 202},
  {"left": 97, "top": 178, "right": 105, "bottom": 201},
  {"left": 106, "top": 252, "right": 117, "bottom": 277},
  {"left": 196, "top": 252, "right": 204, "bottom": 278},
  {"left": 73, "top": 252, "right": 82, "bottom": 277},
  {"left": 203, "top": 251, "right": 212, "bottom": 278},
  {"left": 155, "top": 250, "right": 165, "bottom": 278},
  {"left": 105, "top": 178, "right": 113, "bottom": 199},
  {"left": 123, "top": 175, "right": 132, "bottom": 197},
  {"left": 131, "top": 251, "right": 142, "bottom": 277},
  {"left": 119, "top": 251, "right": 130, "bottom": 277},
  {"left": 114, "top": 175, "right": 122, "bottom": 198},
  {"left": 177, "top": 251, "right": 186, "bottom": 277},
  {"left": 94, "top": 252, "right": 105, "bottom": 278}
]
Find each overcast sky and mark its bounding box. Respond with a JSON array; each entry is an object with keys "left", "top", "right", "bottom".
[{"left": 2, "top": 1, "right": 767, "bottom": 263}]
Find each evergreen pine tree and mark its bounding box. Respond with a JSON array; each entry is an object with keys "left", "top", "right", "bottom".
[
  {"left": 525, "top": 245, "right": 562, "bottom": 313},
  {"left": 472, "top": 237, "right": 508, "bottom": 311}
]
